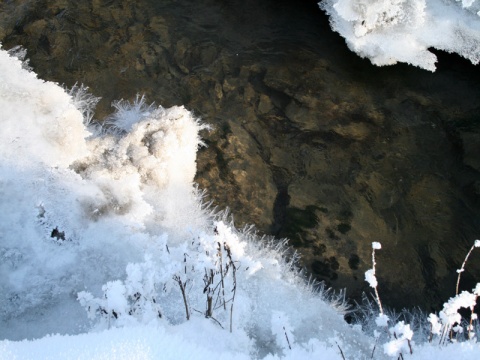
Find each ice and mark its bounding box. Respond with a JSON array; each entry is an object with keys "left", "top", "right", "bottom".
[{"left": 320, "top": 0, "right": 480, "bottom": 71}]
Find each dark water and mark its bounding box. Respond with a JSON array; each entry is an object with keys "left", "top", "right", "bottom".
[{"left": 2, "top": 0, "right": 480, "bottom": 311}]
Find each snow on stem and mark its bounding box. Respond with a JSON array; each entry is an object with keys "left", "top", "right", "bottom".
[
  {"left": 456, "top": 240, "right": 480, "bottom": 295},
  {"left": 366, "top": 242, "right": 384, "bottom": 315}
]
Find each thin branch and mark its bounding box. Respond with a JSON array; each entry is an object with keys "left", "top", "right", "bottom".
[
  {"left": 173, "top": 275, "right": 190, "bottom": 321},
  {"left": 456, "top": 242, "right": 479, "bottom": 295},
  {"left": 336, "top": 342, "right": 346, "bottom": 360},
  {"left": 283, "top": 326, "right": 292, "bottom": 350}
]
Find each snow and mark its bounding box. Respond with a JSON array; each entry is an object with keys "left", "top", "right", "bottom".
[
  {"left": 383, "top": 321, "right": 413, "bottom": 357},
  {"left": 375, "top": 313, "right": 390, "bottom": 327},
  {"left": 365, "top": 269, "right": 378, "bottom": 288},
  {"left": 428, "top": 313, "right": 442, "bottom": 335},
  {"left": 0, "top": 43, "right": 479, "bottom": 359},
  {"left": 320, "top": 0, "right": 480, "bottom": 71}
]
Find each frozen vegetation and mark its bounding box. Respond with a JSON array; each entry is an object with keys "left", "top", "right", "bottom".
[
  {"left": 320, "top": 0, "right": 480, "bottom": 71},
  {"left": 0, "top": 44, "right": 480, "bottom": 359}
]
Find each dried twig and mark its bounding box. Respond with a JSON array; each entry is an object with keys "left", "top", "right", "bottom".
[
  {"left": 283, "top": 326, "right": 292, "bottom": 350},
  {"left": 217, "top": 241, "right": 227, "bottom": 310},
  {"left": 336, "top": 341, "right": 346, "bottom": 360},
  {"left": 173, "top": 275, "right": 190, "bottom": 320},
  {"left": 224, "top": 242, "right": 237, "bottom": 333}
]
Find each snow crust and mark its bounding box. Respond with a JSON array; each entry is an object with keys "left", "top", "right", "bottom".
[{"left": 319, "top": 0, "right": 480, "bottom": 71}]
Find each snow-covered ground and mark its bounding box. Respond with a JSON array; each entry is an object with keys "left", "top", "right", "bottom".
[
  {"left": 320, "top": 0, "right": 480, "bottom": 71},
  {"left": 0, "top": 44, "right": 479, "bottom": 359}
]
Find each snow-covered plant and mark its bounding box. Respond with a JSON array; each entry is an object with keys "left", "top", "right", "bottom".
[
  {"left": 456, "top": 240, "right": 480, "bottom": 296},
  {"left": 77, "top": 223, "right": 242, "bottom": 331},
  {"left": 365, "top": 242, "right": 414, "bottom": 358},
  {"left": 366, "top": 241, "right": 384, "bottom": 315},
  {"left": 363, "top": 239, "right": 480, "bottom": 356},
  {"left": 383, "top": 321, "right": 414, "bottom": 357},
  {"left": 431, "top": 286, "right": 479, "bottom": 344},
  {"left": 428, "top": 240, "right": 480, "bottom": 344},
  {"left": 77, "top": 256, "right": 163, "bottom": 328}
]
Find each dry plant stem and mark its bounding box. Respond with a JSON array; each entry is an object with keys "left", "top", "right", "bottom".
[
  {"left": 439, "top": 326, "right": 448, "bottom": 346},
  {"left": 467, "top": 294, "right": 479, "bottom": 339},
  {"left": 336, "top": 342, "right": 346, "bottom": 360},
  {"left": 393, "top": 333, "right": 404, "bottom": 360},
  {"left": 450, "top": 241, "right": 479, "bottom": 341},
  {"left": 174, "top": 275, "right": 190, "bottom": 321},
  {"left": 209, "top": 315, "right": 224, "bottom": 329},
  {"left": 218, "top": 242, "right": 227, "bottom": 310},
  {"left": 204, "top": 268, "right": 214, "bottom": 317},
  {"left": 372, "top": 247, "right": 384, "bottom": 314},
  {"left": 283, "top": 327, "right": 292, "bottom": 350},
  {"left": 225, "top": 243, "right": 237, "bottom": 333},
  {"left": 374, "top": 286, "right": 383, "bottom": 315},
  {"left": 206, "top": 295, "right": 213, "bottom": 317},
  {"left": 407, "top": 339, "right": 413, "bottom": 355},
  {"left": 181, "top": 281, "right": 190, "bottom": 320},
  {"left": 371, "top": 338, "right": 377, "bottom": 359},
  {"left": 456, "top": 243, "right": 477, "bottom": 295}
]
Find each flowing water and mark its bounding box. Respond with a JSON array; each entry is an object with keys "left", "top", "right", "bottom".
[{"left": 2, "top": 0, "right": 480, "bottom": 311}]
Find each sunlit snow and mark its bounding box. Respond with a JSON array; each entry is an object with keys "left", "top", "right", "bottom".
[{"left": 320, "top": 0, "right": 480, "bottom": 71}]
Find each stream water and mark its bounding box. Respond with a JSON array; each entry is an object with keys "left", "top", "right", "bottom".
[{"left": 2, "top": 0, "right": 480, "bottom": 311}]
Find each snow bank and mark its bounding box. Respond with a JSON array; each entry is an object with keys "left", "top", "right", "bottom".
[
  {"left": 320, "top": 0, "right": 480, "bottom": 71},
  {"left": 0, "top": 43, "right": 208, "bottom": 340}
]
